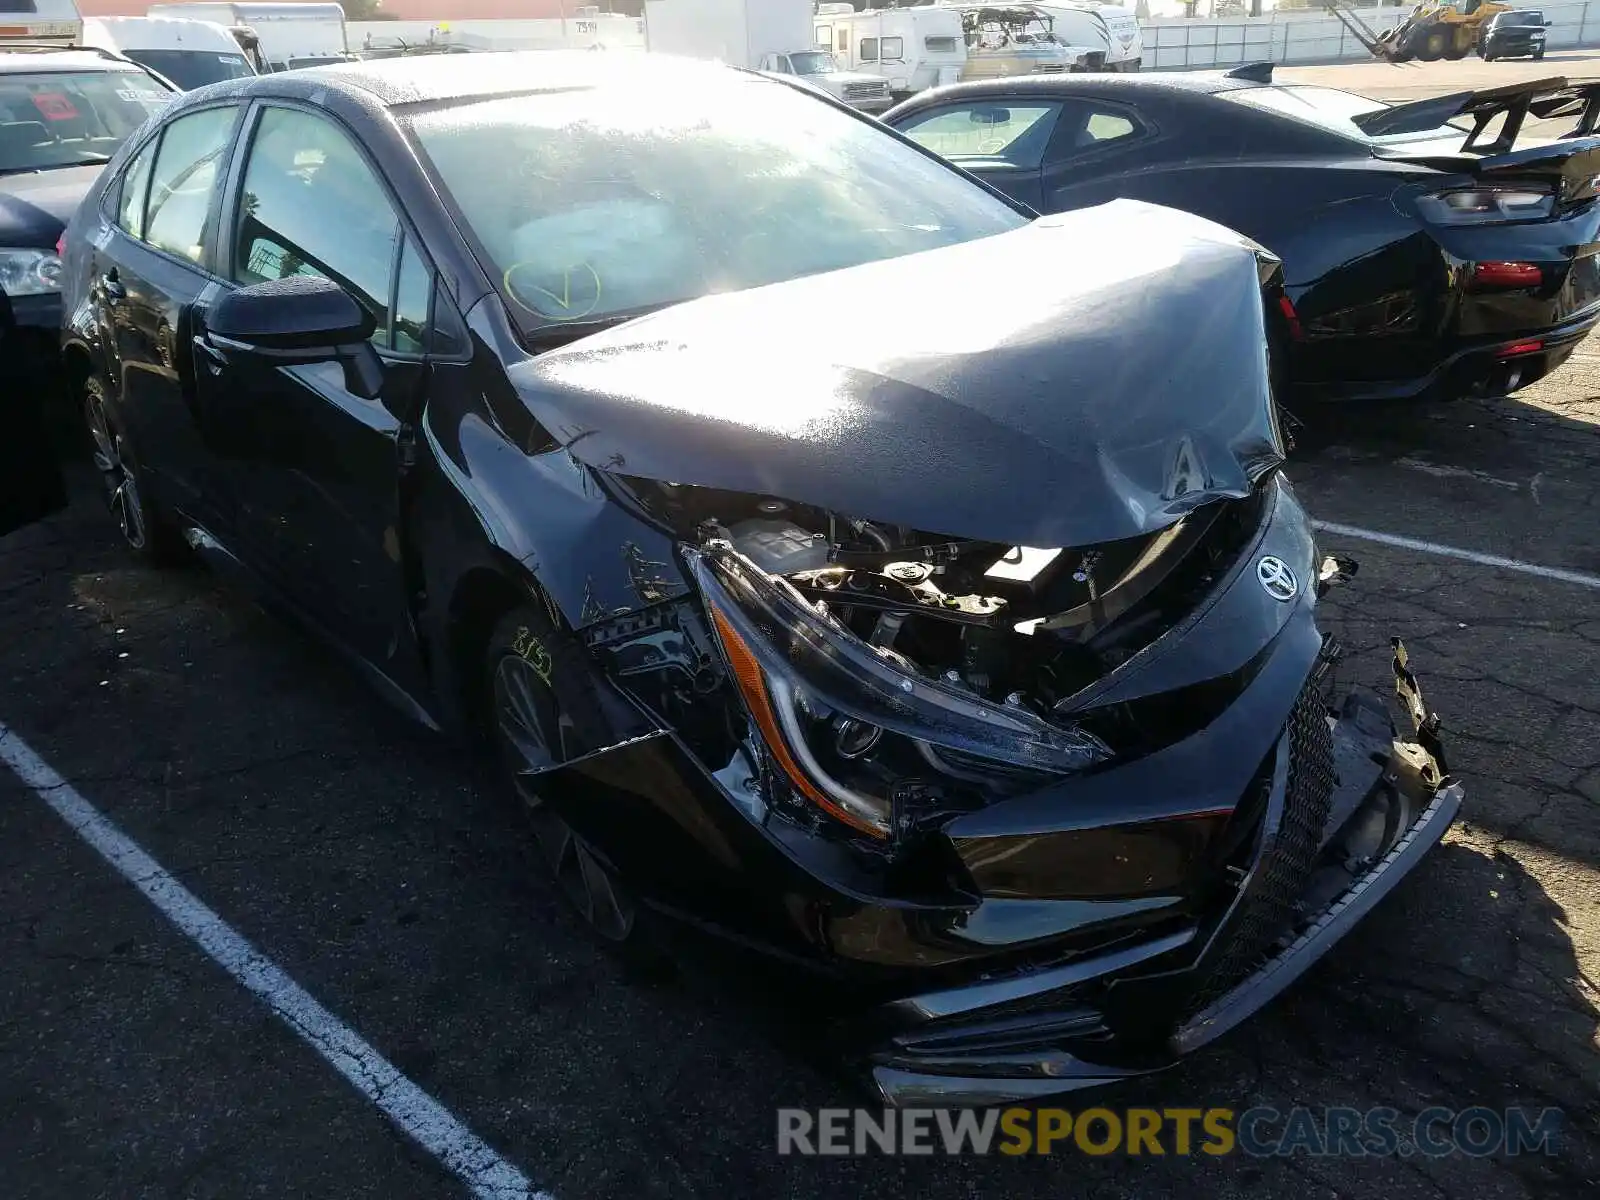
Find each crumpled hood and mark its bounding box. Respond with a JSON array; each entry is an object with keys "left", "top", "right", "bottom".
[
  {"left": 510, "top": 200, "right": 1286, "bottom": 549},
  {"left": 0, "top": 164, "right": 104, "bottom": 248}
]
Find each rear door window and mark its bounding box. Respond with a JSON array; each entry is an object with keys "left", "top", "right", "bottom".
[{"left": 145, "top": 104, "right": 238, "bottom": 264}]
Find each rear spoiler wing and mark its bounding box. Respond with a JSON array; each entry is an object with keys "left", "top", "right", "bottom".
[
  {"left": 1351, "top": 75, "right": 1571, "bottom": 154},
  {"left": 1353, "top": 76, "right": 1600, "bottom": 153}
]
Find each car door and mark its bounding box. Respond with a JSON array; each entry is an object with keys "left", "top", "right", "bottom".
[
  {"left": 190, "top": 101, "right": 433, "bottom": 683},
  {"left": 90, "top": 102, "right": 245, "bottom": 529},
  {"left": 1035, "top": 99, "right": 1156, "bottom": 214},
  {"left": 891, "top": 98, "right": 1069, "bottom": 210}
]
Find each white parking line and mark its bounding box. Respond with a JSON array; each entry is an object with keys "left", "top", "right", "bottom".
[
  {"left": 1312, "top": 520, "right": 1600, "bottom": 591},
  {"left": 0, "top": 722, "right": 548, "bottom": 1200}
]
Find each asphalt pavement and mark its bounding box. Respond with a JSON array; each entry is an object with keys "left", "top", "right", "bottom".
[{"left": 3, "top": 55, "right": 1599, "bottom": 1200}]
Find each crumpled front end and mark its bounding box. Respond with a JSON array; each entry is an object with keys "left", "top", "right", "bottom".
[
  {"left": 529, "top": 460, "right": 1460, "bottom": 1105},
  {"left": 506, "top": 205, "right": 1459, "bottom": 1102}
]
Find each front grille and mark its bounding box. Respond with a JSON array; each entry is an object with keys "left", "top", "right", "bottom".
[
  {"left": 1186, "top": 684, "right": 1336, "bottom": 1014},
  {"left": 844, "top": 82, "right": 888, "bottom": 99}
]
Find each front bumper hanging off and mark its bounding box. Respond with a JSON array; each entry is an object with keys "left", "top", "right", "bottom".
[{"left": 869, "top": 639, "right": 1463, "bottom": 1108}]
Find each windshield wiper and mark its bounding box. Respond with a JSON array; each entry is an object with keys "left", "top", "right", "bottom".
[
  {"left": 521, "top": 309, "right": 665, "bottom": 352},
  {"left": 0, "top": 153, "right": 114, "bottom": 176}
]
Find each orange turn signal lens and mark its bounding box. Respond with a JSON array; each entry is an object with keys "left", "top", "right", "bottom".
[{"left": 708, "top": 606, "right": 889, "bottom": 839}]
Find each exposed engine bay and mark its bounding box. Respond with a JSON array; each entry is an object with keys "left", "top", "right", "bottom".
[
  {"left": 650, "top": 480, "right": 1258, "bottom": 719},
  {"left": 580, "top": 478, "right": 1278, "bottom": 848}
]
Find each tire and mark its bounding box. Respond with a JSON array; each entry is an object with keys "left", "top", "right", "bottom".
[
  {"left": 83, "top": 376, "right": 186, "bottom": 564},
  {"left": 1418, "top": 30, "right": 1447, "bottom": 60},
  {"left": 1534, "top": 49, "right": 1545, "bottom": 60},
  {"left": 1444, "top": 37, "right": 1470, "bottom": 60},
  {"left": 484, "top": 604, "right": 643, "bottom": 948}
]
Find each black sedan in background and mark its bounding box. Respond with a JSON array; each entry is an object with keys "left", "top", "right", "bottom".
[
  {"left": 0, "top": 45, "right": 173, "bottom": 535},
  {"left": 32, "top": 52, "right": 1458, "bottom": 1105},
  {"left": 884, "top": 65, "right": 1600, "bottom": 404},
  {"left": 1480, "top": 9, "right": 1551, "bottom": 60}
]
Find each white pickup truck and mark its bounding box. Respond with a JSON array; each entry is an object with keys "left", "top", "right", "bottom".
[{"left": 756, "top": 48, "right": 894, "bottom": 114}]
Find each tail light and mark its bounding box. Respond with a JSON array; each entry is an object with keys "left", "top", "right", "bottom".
[
  {"left": 1499, "top": 339, "right": 1544, "bottom": 358},
  {"left": 1417, "top": 186, "right": 1554, "bottom": 225},
  {"left": 1277, "top": 294, "right": 1304, "bottom": 341},
  {"left": 1470, "top": 261, "right": 1543, "bottom": 288},
  {"left": 55, "top": 233, "right": 66, "bottom": 257}
]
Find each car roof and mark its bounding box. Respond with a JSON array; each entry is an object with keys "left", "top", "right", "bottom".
[
  {"left": 0, "top": 48, "right": 152, "bottom": 74},
  {"left": 903, "top": 69, "right": 1266, "bottom": 105},
  {"left": 218, "top": 49, "right": 753, "bottom": 110}
]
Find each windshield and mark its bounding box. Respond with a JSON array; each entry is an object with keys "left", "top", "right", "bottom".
[
  {"left": 1223, "top": 84, "right": 1467, "bottom": 147},
  {"left": 1497, "top": 10, "right": 1544, "bottom": 25},
  {"left": 409, "top": 77, "right": 1025, "bottom": 332},
  {"left": 0, "top": 69, "right": 172, "bottom": 174},
  {"left": 788, "top": 51, "right": 836, "bottom": 74},
  {"left": 121, "top": 48, "right": 255, "bottom": 90}
]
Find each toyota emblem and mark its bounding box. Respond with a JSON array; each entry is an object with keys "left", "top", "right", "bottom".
[{"left": 1256, "top": 556, "right": 1298, "bottom": 601}]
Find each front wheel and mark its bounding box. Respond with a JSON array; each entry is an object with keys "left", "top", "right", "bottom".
[
  {"left": 1418, "top": 30, "right": 1447, "bottom": 60},
  {"left": 486, "top": 606, "right": 640, "bottom": 946}
]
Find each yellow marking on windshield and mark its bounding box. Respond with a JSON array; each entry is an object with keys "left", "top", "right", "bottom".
[{"left": 504, "top": 261, "right": 604, "bottom": 322}]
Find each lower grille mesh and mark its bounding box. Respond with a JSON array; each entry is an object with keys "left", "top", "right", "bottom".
[{"left": 1187, "top": 684, "right": 1337, "bottom": 1013}]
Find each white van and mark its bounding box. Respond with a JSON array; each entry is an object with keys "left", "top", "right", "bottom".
[
  {"left": 145, "top": 3, "right": 348, "bottom": 71},
  {"left": 1031, "top": 4, "right": 1141, "bottom": 71},
  {"left": 81, "top": 16, "right": 256, "bottom": 89},
  {"left": 812, "top": 5, "right": 966, "bottom": 100},
  {"left": 0, "top": 0, "right": 83, "bottom": 45}
]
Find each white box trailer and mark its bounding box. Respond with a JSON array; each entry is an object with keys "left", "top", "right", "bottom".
[
  {"left": 145, "top": 2, "right": 348, "bottom": 70},
  {"left": 642, "top": 0, "right": 812, "bottom": 69},
  {"left": 0, "top": 0, "right": 83, "bottom": 45}
]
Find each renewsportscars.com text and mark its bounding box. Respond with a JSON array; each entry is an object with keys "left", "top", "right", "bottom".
[{"left": 776, "top": 1106, "right": 1564, "bottom": 1158}]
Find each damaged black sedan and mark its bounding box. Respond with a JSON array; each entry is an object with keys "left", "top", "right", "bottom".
[{"left": 49, "top": 52, "right": 1463, "bottom": 1105}]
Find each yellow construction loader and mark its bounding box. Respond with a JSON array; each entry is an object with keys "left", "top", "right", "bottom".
[{"left": 1323, "top": 0, "right": 1513, "bottom": 63}]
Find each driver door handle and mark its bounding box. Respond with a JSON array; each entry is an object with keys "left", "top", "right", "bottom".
[{"left": 193, "top": 333, "right": 228, "bottom": 369}]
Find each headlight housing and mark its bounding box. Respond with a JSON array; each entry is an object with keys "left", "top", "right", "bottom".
[
  {"left": 0, "top": 247, "right": 63, "bottom": 297},
  {"left": 686, "top": 542, "right": 1112, "bottom": 840},
  {"left": 1416, "top": 186, "right": 1554, "bottom": 226}
]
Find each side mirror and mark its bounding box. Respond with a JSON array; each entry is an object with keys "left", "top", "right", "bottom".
[{"left": 199, "top": 274, "right": 385, "bottom": 399}]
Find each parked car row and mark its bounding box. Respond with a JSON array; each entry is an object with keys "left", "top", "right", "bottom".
[
  {"left": 882, "top": 63, "right": 1600, "bottom": 404},
  {"left": 1, "top": 47, "right": 1475, "bottom": 1107}
]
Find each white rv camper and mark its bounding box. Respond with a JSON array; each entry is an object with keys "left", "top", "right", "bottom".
[
  {"left": 812, "top": 4, "right": 966, "bottom": 100},
  {"left": 1031, "top": 4, "right": 1141, "bottom": 71}
]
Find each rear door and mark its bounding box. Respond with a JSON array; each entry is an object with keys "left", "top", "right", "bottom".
[
  {"left": 91, "top": 102, "right": 244, "bottom": 529},
  {"left": 191, "top": 101, "right": 433, "bottom": 682}
]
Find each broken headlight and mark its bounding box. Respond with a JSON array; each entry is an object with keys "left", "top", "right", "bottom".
[{"left": 685, "top": 541, "right": 1112, "bottom": 840}]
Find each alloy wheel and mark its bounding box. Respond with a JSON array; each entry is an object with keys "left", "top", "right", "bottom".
[
  {"left": 493, "top": 653, "right": 634, "bottom": 942},
  {"left": 85, "top": 392, "right": 147, "bottom": 551}
]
